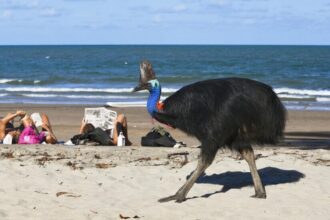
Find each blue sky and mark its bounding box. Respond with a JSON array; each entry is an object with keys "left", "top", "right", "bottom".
[{"left": 1, "top": 0, "right": 329, "bottom": 45}]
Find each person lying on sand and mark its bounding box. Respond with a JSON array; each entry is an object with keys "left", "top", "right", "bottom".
[
  {"left": 70, "top": 113, "right": 132, "bottom": 146},
  {"left": 0, "top": 110, "right": 26, "bottom": 144},
  {"left": 19, "top": 112, "right": 57, "bottom": 144}
]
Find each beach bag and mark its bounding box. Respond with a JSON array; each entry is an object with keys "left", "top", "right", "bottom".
[{"left": 141, "top": 126, "right": 177, "bottom": 147}]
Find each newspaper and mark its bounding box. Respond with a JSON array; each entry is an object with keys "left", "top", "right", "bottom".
[
  {"left": 31, "top": 112, "right": 43, "bottom": 127},
  {"left": 84, "top": 107, "right": 117, "bottom": 130}
]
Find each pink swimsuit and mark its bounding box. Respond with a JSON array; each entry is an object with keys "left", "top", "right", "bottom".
[{"left": 18, "top": 126, "right": 46, "bottom": 144}]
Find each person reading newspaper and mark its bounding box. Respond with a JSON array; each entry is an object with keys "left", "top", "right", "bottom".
[
  {"left": 70, "top": 107, "right": 131, "bottom": 146},
  {"left": 0, "top": 110, "right": 26, "bottom": 144},
  {"left": 1, "top": 111, "right": 57, "bottom": 144},
  {"left": 20, "top": 112, "right": 58, "bottom": 144}
]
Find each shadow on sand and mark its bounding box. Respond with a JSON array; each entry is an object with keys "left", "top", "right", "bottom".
[{"left": 192, "top": 167, "right": 304, "bottom": 199}]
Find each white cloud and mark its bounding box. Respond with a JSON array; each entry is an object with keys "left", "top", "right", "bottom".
[
  {"left": 209, "top": 0, "right": 229, "bottom": 6},
  {"left": 40, "top": 8, "right": 60, "bottom": 17},
  {"left": 75, "top": 22, "right": 119, "bottom": 30},
  {"left": 152, "top": 3, "right": 189, "bottom": 14},
  {"left": 152, "top": 14, "right": 162, "bottom": 23},
  {"left": 173, "top": 4, "right": 187, "bottom": 12},
  {"left": 242, "top": 18, "right": 256, "bottom": 24},
  {"left": 2, "top": 10, "right": 12, "bottom": 18},
  {"left": 3, "top": 0, "right": 40, "bottom": 9}
]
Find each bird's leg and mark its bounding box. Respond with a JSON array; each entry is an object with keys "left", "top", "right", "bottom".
[
  {"left": 158, "top": 157, "right": 208, "bottom": 203},
  {"left": 239, "top": 146, "right": 266, "bottom": 198},
  {"left": 159, "top": 146, "right": 217, "bottom": 203}
]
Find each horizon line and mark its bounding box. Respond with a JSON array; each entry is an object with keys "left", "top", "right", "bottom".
[{"left": 0, "top": 43, "right": 330, "bottom": 47}]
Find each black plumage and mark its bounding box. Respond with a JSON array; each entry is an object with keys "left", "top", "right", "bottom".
[
  {"left": 155, "top": 78, "right": 285, "bottom": 148},
  {"left": 134, "top": 60, "right": 286, "bottom": 203}
]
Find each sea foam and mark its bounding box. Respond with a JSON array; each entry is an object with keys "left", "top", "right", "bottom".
[
  {"left": 0, "top": 79, "right": 18, "bottom": 84},
  {"left": 274, "top": 88, "right": 330, "bottom": 96},
  {"left": 1, "top": 87, "right": 178, "bottom": 93},
  {"left": 22, "top": 94, "right": 143, "bottom": 99}
]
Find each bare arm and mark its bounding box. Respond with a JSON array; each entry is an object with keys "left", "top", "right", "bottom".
[
  {"left": 1, "top": 110, "right": 26, "bottom": 124},
  {"left": 78, "top": 118, "right": 86, "bottom": 134}
]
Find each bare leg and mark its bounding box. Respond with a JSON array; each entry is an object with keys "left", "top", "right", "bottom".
[
  {"left": 40, "top": 113, "right": 57, "bottom": 144},
  {"left": 121, "top": 115, "right": 132, "bottom": 146},
  {"left": 159, "top": 145, "right": 218, "bottom": 203},
  {"left": 112, "top": 114, "right": 132, "bottom": 146},
  {"left": 78, "top": 118, "right": 87, "bottom": 134},
  {"left": 21, "top": 114, "right": 34, "bottom": 127},
  {"left": 111, "top": 115, "right": 120, "bottom": 145},
  {"left": 239, "top": 145, "right": 266, "bottom": 198}
]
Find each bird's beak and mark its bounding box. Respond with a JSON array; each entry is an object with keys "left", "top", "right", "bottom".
[{"left": 132, "top": 82, "right": 151, "bottom": 92}]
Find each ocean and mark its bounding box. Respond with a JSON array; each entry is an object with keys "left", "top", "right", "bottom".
[{"left": 0, "top": 45, "right": 330, "bottom": 110}]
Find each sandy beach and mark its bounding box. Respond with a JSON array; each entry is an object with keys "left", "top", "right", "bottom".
[{"left": 0, "top": 104, "right": 329, "bottom": 219}]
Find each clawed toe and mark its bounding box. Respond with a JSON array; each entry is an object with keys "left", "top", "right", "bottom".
[
  {"left": 158, "top": 195, "right": 177, "bottom": 203},
  {"left": 251, "top": 193, "right": 266, "bottom": 199},
  {"left": 158, "top": 194, "right": 186, "bottom": 203}
]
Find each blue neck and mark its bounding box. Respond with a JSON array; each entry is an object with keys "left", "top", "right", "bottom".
[{"left": 147, "top": 80, "right": 161, "bottom": 116}]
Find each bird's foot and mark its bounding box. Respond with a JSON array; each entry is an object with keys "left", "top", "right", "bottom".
[
  {"left": 158, "top": 193, "right": 186, "bottom": 203},
  {"left": 251, "top": 192, "right": 266, "bottom": 199}
]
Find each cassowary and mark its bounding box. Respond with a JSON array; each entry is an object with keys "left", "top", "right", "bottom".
[{"left": 133, "top": 60, "right": 286, "bottom": 203}]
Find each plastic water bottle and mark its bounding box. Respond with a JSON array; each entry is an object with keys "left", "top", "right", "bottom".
[
  {"left": 3, "top": 134, "right": 13, "bottom": 145},
  {"left": 117, "top": 132, "right": 125, "bottom": 146}
]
